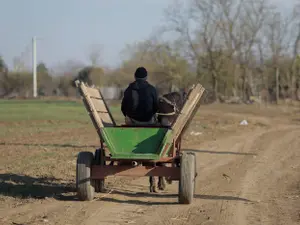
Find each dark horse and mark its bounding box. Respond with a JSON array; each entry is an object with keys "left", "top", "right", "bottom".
[{"left": 149, "top": 89, "right": 187, "bottom": 192}]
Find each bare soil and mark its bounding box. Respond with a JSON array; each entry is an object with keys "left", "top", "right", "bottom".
[{"left": 0, "top": 104, "right": 299, "bottom": 225}]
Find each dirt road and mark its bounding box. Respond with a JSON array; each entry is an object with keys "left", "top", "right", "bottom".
[{"left": 1, "top": 106, "right": 299, "bottom": 225}]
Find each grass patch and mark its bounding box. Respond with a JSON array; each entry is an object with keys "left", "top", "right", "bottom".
[
  {"left": 0, "top": 99, "right": 122, "bottom": 123},
  {"left": 0, "top": 99, "right": 90, "bottom": 122},
  {"left": 0, "top": 99, "right": 123, "bottom": 140}
]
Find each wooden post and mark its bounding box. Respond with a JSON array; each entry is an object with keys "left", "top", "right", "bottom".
[{"left": 276, "top": 67, "right": 279, "bottom": 104}]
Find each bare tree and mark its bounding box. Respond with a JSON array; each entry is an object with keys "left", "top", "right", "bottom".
[
  {"left": 163, "top": 0, "right": 228, "bottom": 101},
  {"left": 291, "top": 24, "right": 300, "bottom": 100},
  {"left": 264, "top": 9, "right": 296, "bottom": 103},
  {"left": 88, "top": 44, "right": 103, "bottom": 66},
  {"left": 227, "top": 0, "right": 269, "bottom": 101}
]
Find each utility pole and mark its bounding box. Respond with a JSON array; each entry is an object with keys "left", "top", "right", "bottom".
[
  {"left": 32, "top": 36, "right": 37, "bottom": 98},
  {"left": 275, "top": 67, "right": 279, "bottom": 104}
]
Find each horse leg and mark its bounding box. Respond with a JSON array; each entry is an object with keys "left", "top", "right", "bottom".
[
  {"left": 157, "top": 163, "right": 167, "bottom": 190},
  {"left": 158, "top": 176, "right": 166, "bottom": 190},
  {"left": 149, "top": 176, "right": 158, "bottom": 193}
]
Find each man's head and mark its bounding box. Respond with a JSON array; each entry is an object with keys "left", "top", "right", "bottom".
[{"left": 134, "top": 67, "right": 148, "bottom": 81}]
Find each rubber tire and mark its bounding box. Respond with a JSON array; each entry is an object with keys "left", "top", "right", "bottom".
[
  {"left": 94, "top": 149, "right": 106, "bottom": 193},
  {"left": 178, "top": 152, "right": 196, "bottom": 204},
  {"left": 194, "top": 154, "right": 197, "bottom": 191},
  {"left": 76, "top": 151, "right": 95, "bottom": 201}
]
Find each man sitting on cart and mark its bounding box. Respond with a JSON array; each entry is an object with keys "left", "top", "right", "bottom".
[{"left": 121, "top": 67, "right": 159, "bottom": 126}]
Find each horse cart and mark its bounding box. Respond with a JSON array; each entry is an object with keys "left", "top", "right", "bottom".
[{"left": 74, "top": 80, "right": 205, "bottom": 204}]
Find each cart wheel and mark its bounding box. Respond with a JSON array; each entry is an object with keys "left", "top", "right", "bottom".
[
  {"left": 94, "top": 149, "right": 106, "bottom": 193},
  {"left": 194, "top": 153, "right": 197, "bottom": 191},
  {"left": 76, "top": 151, "right": 95, "bottom": 201},
  {"left": 178, "top": 152, "right": 196, "bottom": 204}
]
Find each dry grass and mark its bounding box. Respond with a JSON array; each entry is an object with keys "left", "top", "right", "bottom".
[{"left": 0, "top": 99, "right": 123, "bottom": 204}]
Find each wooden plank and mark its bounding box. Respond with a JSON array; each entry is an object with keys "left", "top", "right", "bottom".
[
  {"left": 177, "top": 85, "right": 205, "bottom": 133},
  {"left": 90, "top": 96, "right": 103, "bottom": 100},
  {"left": 95, "top": 110, "right": 109, "bottom": 113},
  {"left": 77, "top": 82, "right": 117, "bottom": 131},
  {"left": 171, "top": 83, "right": 205, "bottom": 141},
  {"left": 85, "top": 86, "right": 102, "bottom": 98},
  {"left": 97, "top": 113, "right": 115, "bottom": 127},
  {"left": 91, "top": 98, "right": 107, "bottom": 112},
  {"left": 81, "top": 97, "right": 104, "bottom": 140},
  {"left": 176, "top": 85, "right": 204, "bottom": 129},
  {"left": 97, "top": 86, "right": 116, "bottom": 127},
  {"left": 80, "top": 82, "right": 104, "bottom": 128},
  {"left": 90, "top": 98, "right": 114, "bottom": 127}
]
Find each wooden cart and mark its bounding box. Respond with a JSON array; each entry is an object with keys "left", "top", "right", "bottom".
[{"left": 75, "top": 80, "right": 205, "bottom": 204}]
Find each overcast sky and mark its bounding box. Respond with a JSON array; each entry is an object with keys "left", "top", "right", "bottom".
[{"left": 0, "top": 0, "right": 298, "bottom": 70}]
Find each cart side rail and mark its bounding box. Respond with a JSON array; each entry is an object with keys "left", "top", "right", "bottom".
[
  {"left": 75, "top": 80, "right": 116, "bottom": 144},
  {"left": 171, "top": 83, "right": 205, "bottom": 140},
  {"left": 75, "top": 80, "right": 116, "bottom": 128}
]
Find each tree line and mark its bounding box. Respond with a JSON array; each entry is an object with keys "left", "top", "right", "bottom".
[{"left": 1, "top": 0, "right": 300, "bottom": 103}]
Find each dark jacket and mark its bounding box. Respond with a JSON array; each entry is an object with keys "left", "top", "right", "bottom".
[{"left": 121, "top": 80, "right": 158, "bottom": 122}]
